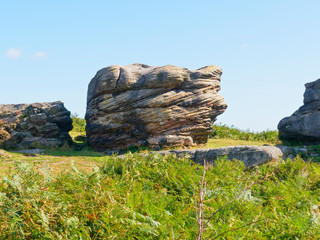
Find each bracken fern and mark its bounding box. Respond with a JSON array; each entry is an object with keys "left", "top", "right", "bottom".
[{"left": 0, "top": 154, "right": 319, "bottom": 239}]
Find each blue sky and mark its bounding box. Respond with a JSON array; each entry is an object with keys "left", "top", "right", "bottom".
[{"left": 1, "top": 0, "right": 320, "bottom": 131}]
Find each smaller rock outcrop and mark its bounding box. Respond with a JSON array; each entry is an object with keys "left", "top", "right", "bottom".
[
  {"left": 158, "top": 145, "right": 287, "bottom": 168},
  {"left": 0, "top": 101, "right": 73, "bottom": 149},
  {"left": 278, "top": 79, "right": 320, "bottom": 143}
]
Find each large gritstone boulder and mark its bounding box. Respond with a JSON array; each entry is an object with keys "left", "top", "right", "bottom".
[
  {"left": 86, "top": 63, "right": 227, "bottom": 151},
  {"left": 278, "top": 78, "right": 320, "bottom": 143},
  {"left": 0, "top": 101, "right": 73, "bottom": 149}
]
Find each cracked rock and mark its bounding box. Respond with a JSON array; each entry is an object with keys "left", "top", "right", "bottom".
[
  {"left": 86, "top": 63, "right": 227, "bottom": 151},
  {"left": 0, "top": 101, "right": 73, "bottom": 149}
]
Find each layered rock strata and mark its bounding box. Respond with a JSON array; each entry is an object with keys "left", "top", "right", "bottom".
[
  {"left": 0, "top": 101, "right": 73, "bottom": 149},
  {"left": 278, "top": 79, "right": 320, "bottom": 143},
  {"left": 86, "top": 63, "right": 227, "bottom": 151}
]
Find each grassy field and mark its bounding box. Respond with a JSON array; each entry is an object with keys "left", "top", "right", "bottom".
[
  {"left": 1, "top": 152, "right": 320, "bottom": 239},
  {"left": 211, "top": 123, "right": 281, "bottom": 144},
  {"left": 0, "top": 137, "right": 272, "bottom": 178},
  {"left": 0, "top": 119, "right": 280, "bottom": 178},
  {"left": 0, "top": 117, "right": 320, "bottom": 239}
]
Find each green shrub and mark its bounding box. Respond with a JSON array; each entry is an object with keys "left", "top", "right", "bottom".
[
  {"left": 0, "top": 128, "right": 10, "bottom": 147},
  {"left": 0, "top": 129, "right": 10, "bottom": 141},
  {"left": 0, "top": 154, "right": 320, "bottom": 239},
  {"left": 71, "top": 113, "right": 86, "bottom": 133},
  {"left": 211, "top": 123, "right": 281, "bottom": 144}
]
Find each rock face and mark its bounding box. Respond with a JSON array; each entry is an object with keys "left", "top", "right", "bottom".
[
  {"left": 158, "top": 145, "right": 288, "bottom": 168},
  {"left": 278, "top": 79, "right": 320, "bottom": 143},
  {"left": 0, "top": 101, "right": 73, "bottom": 149},
  {"left": 86, "top": 63, "right": 227, "bottom": 151}
]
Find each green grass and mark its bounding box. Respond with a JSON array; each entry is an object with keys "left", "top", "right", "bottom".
[
  {"left": 0, "top": 153, "right": 320, "bottom": 239},
  {"left": 70, "top": 114, "right": 86, "bottom": 144},
  {"left": 212, "top": 123, "right": 281, "bottom": 144},
  {"left": 1, "top": 118, "right": 319, "bottom": 238},
  {"left": 71, "top": 113, "right": 86, "bottom": 133},
  {"left": 69, "top": 116, "right": 281, "bottom": 151},
  {"left": 192, "top": 138, "right": 274, "bottom": 149}
]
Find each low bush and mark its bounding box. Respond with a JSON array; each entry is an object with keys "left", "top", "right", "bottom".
[
  {"left": 71, "top": 113, "right": 86, "bottom": 133},
  {"left": 0, "top": 154, "right": 319, "bottom": 239},
  {"left": 0, "top": 129, "right": 10, "bottom": 141},
  {"left": 212, "top": 123, "right": 281, "bottom": 144}
]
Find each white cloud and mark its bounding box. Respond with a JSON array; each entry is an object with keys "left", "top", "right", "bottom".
[
  {"left": 32, "top": 51, "right": 49, "bottom": 59},
  {"left": 5, "top": 48, "right": 22, "bottom": 59}
]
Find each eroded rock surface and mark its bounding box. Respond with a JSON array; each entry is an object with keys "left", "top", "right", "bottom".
[
  {"left": 0, "top": 101, "right": 73, "bottom": 149},
  {"left": 158, "top": 145, "right": 288, "bottom": 168},
  {"left": 86, "top": 63, "right": 227, "bottom": 151},
  {"left": 278, "top": 79, "right": 320, "bottom": 143},
  {"left": 14, "top": 149, "right": 45, "bottom": 155}
]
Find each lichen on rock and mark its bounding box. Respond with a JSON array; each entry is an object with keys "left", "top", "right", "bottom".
[{"left": 86, "top": 63, "right": 227, "bottom": 151}]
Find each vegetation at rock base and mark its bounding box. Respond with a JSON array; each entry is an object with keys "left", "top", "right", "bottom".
[
  {"left": 0, "top": 116, "right": 320, "bottom": 238},
  {"left": 69, "top": 115, "right": 282, "bottom": 150},
  {"left": 0, "top": 153, "right": 320, "bottom": 239}
]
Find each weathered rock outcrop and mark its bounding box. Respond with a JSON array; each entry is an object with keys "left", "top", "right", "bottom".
[
  {"left": 86, "top": 63, "right": 227, "bottom": 151},
  {"left": 278, "top": 79, "right": 320, "bottom": 143},
  {"left": 0, "top": 101, "right": 73, "bottom": 149},
  {"left": 158, "top": 145, "right": 290, "bottom": 168}
]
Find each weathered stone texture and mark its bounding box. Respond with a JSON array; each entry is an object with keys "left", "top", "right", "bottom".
[
  {"left": 158, "top": 145, "right": 288, "bottom": 168},
  {"left": 0, "top": 101, "right": 73, "bottom": 149},
  {"left": 86, "top": 63, "right": 227, "bottom": 151},
  {"left": 278, "top": 78, "right": 320, "bottom": 143}
]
